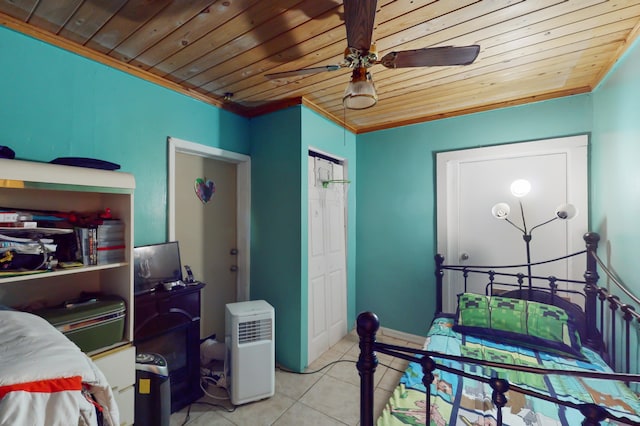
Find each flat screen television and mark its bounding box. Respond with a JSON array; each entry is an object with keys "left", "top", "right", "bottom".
[{"left": 133, "top": 241, "right": 182, "bottom": 295}]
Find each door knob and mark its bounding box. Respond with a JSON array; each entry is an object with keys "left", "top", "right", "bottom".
[
  {"left": 230, "top": 265, "right": 238, "bottom": 272},
  {"left": 459, "top": 252, "right": 469, "bottom": 261},
  {"left": 230, "top": 248, "right": 238, "bottom": 255}
]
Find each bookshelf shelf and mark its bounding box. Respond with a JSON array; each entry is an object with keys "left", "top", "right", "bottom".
[
  {"left": 0, "top": 261, "right": 128, "bottom": 284},
  {"left": 0, "top": 226, "right": 74, "bottom": 234}
]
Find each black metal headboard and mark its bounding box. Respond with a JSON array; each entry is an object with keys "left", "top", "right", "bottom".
[{"left": 434, "top": 232, "right": 603, "bottom": 350}]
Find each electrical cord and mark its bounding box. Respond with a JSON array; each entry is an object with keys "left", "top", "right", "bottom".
[
  {"left": 276, "top": 358, "right": 406, "bottom": 374},
  {"left": 194, "top": 400, "right": 237, "bottom": 412},
  {"left": 179, "top": 405, "right": 191, "bottom": 426},
  {"left": 200, "top": 376, "right": 231, "bottom": 400},
  {"left": 179, "top": 395, "right": 237, "bottom": 425},
  {"left": 179, "top": 359, "right": 405, "bottom": 425}
]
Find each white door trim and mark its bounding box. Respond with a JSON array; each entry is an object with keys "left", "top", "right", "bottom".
[{"left": 167, "top": 136, "right": 251, "bottom": 302}]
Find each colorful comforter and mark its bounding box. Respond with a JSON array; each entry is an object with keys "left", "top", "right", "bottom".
[
  {"left": 378, "top": 316, "right": 640, "bottom": 426},
  {"left": 0, "top": 310, "right": 119, "bottom": 426}
]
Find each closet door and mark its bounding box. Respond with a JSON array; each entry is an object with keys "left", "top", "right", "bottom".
[{"left": 308, "top": 154, "right": 347, "bottom": 365}]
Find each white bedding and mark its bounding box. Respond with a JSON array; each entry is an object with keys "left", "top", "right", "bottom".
[{"left": 0, "top": 310, "right": 119, "bottom": 426}]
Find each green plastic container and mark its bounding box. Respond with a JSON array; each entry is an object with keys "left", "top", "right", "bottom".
[{"left": 35, "top": 296, "right": 126, "bottom": 353}]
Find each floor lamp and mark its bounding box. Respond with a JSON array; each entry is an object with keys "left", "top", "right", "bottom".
[{"left": 491, "top": 179, "right": 577, "bottom": 289}]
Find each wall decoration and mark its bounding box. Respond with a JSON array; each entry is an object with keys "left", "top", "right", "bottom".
[{"left": 194, "top": 178, "right": 215, "bottom": 204}]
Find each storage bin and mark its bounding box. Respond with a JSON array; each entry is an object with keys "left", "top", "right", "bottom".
[{"left": 35, "top": 296, "right": 126, "bottom": 353}]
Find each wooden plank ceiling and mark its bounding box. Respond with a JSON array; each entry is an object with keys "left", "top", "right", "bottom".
[{"left": 2, "top": 0, "right": 639, "bottom": 133}]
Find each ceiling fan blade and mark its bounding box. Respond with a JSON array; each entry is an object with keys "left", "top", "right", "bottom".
[
  {"left": 380, "top": 45, "right": 480, "bottom": 68},
  {"left": 265, "top": 64, "right": 343, "bottom": 79},
  {"left": 343, "top": 0, "right": 377, "bottom": 51}
]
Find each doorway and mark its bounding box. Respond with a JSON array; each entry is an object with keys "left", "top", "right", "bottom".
[
  {"left": 436, "top": 135, "right": 588, "bottom": 313},
  {"left": 307, "top": 150, "right": 348, "bottom": 365},
  {"left": 167, "top": 137, "right": 251, "bottom": 339}
]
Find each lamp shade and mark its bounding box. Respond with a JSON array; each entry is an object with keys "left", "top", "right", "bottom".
[
  {"left": 555, "top": 203, "right": 577, "bottom": 220},
  {"left": 343, "top": 67, "right": 377, "bottom": 110},
  {"left": 491, "top": 202, "right": 511, "bottom": 219}
]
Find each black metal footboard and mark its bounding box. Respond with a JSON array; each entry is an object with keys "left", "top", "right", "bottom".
[{"left": 356, "top": 311, "right": 640, "bottom": 426}]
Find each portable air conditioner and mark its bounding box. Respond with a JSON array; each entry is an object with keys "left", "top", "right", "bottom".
[{"left": 225, "top": 300, "right": 275, "bottom": 405}]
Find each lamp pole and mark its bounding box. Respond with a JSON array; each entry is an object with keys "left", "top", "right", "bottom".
[
  {"left": 500, "top": 199, "right": 559, "bottom": 292},
  {"left": 517, "top": 199, "right": 533, "bottom": 290},
  {"left": 522, "top": 234, "right": 533, "bottom": 292},
  {"left": 491, "top": 179, "right": 577, "bottom": 296}
]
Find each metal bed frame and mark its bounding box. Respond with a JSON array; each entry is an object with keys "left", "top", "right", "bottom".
[{"left": 357, "top": 233, "right": 640, "bottom": 425}]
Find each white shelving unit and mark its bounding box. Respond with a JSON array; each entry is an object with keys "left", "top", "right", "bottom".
[{"left": 0, "top": 158, "right": 136, "bottom": 425}]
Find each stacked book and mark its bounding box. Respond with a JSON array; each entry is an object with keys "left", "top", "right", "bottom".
[
  {"left": 76, "top": 227, "right": 96, "bottom": 266},
  {"left": 76, "top": 220, "right": 125, "bottom": 265},
  {"left": 0, "top": 210, "right": 37, "bottom": 228},
  {"left": 96, "top": 220, "right": 125, "bottom": 265},
  {"left": 0, "top": 209, "right": 65, "bottom": 229}
]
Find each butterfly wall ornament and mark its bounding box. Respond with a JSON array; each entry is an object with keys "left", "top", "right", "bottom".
[{"left": 194, "top": 177, "right": 215, "bottom": 204}]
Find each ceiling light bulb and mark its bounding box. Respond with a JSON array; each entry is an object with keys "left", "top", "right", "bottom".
[
  {"left": 510, "top": 179, "right": 531, "bottom": 198},
  {"left": 343, "top": 67, "right": 377, "bottom": 110}
]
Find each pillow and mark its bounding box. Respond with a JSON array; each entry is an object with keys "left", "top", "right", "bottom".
[{"left": 453, "top": 293, "right": 585, "bottom": 360}]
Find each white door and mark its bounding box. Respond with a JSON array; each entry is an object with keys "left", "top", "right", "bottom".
[
  {"left": 308, "top": 154, "right": 348, "bottom": 364},
  {"left": 175, "top": 153, "right": 238, "bottom": 340},
  {"left": 437, "top": 135, "right": 588, "bottom": 313}
]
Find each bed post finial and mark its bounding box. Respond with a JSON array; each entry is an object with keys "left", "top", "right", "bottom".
[
  {"left": 357, "top": 312, "right": 379, "bottom": 426},
  {"left": 435, "top": 254, "right": 445, "bottom": 314},
  {"left": 490, "top": 378, "right": 510, "bottom": 426},
  {"left": 579, "top": 403, "right": 609, "bottom": 425},
  {"left": 583, "top": 232, "right": 600, "bottom": 246},
  {"left": 421, "top": 356, "right": 437, "bottom": 424},
  {"left": 583, "top": 232, "right": 601, "bottom": 349}
]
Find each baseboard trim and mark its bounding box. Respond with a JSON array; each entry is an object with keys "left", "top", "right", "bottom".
[{"left": 378, "top": 327, "right": 425, "bottom": 346}]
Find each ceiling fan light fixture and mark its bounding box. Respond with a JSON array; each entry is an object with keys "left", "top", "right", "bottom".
[{"left": 343, "top": 67, "right": 377, "bottom": 110}]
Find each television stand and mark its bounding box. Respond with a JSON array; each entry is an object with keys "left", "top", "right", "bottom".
[{"left": 133, "top": 282, "right": 205, "bottom": 412}]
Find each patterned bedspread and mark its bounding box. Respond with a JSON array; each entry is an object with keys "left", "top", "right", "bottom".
[{"left": 378, "top": 316, "right": 640, "bottom": 426}]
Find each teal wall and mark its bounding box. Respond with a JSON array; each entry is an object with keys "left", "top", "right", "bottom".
[
  {"left": 250, "top": 106, "right": 356, "bottom": 371},
  {"left": 249, "top": 107, "right": 305, "bottom": 370},
  {"left": 591, "top": 36, "right": 640, "bottom": 376},
  {"left": 0, "top": 26, "right": 250, "bottom": 246},
  {"left": 356, "top": 95, "right": 593, "bottom": 336},
  {"left": 591, "top": 36, "right": 640, "bottom": 289}
]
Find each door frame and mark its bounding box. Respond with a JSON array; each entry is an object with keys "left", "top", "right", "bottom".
[
  {"left": 436, "top": 134, "right": 588, "bottom": 312},
  {"left": 167, "top": 136, "right": 251, "bottom": 302}
]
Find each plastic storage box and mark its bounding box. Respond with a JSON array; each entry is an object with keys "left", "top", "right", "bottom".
[{"left": 35, "top": 296, "right": 126, "bottom": 353}]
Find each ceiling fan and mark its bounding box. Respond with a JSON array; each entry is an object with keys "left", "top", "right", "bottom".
[{"left": 265, "top": 0, "right": 480, "bottom": 110}]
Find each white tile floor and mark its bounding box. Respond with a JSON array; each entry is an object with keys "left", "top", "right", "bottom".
[{"left": 169, "top": 330, "right": 423, "bottom": 426}]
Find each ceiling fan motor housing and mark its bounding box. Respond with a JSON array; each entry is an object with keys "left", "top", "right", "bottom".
[{"left": 344, "top": 46, "right": 378, "bottom": 69}]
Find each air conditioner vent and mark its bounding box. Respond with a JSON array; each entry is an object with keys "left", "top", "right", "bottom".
[{"left": 238, "top": 318, "right": 272, "bottom": 344}]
